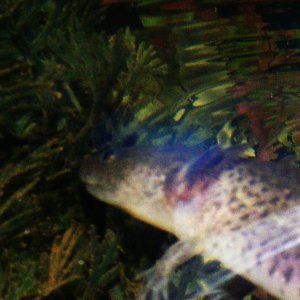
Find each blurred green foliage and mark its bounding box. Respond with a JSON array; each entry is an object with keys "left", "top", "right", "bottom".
[{"left": 0, "top": 0, "right": 169, "bottom": 299}]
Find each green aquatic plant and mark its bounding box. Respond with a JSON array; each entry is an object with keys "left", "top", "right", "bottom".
[{"left": 0, "top": 0, "right": 169, "bottom": 299}]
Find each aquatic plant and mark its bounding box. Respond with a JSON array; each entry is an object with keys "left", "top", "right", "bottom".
[{"left": 0, "top": 0, "right": 167, "bottom": 298}]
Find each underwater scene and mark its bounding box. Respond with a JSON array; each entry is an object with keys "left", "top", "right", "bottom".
[{"left": 1, "top": 0, "right": 300, "bottom": 299}]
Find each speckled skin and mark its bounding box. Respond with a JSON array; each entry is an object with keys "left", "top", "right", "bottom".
[{"left": 80, "top": 146, "right": 300, "bottom": 299}]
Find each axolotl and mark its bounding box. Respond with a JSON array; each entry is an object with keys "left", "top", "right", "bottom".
[{"left": 80, "top": 145, "right": 300, "bottom": 299}]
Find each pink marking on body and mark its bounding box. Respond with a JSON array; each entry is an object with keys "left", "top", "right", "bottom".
[{"left": 165, "top": 172, "right": 212, "bottom": 207}]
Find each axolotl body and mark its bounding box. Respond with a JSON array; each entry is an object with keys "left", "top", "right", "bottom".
[{"left": 80, "top": 146, "right": 300, "bottom": 299}]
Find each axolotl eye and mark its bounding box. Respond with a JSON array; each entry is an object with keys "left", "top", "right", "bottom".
[{"left": 102, "top": 149, "right": 116, "bottom": 161}]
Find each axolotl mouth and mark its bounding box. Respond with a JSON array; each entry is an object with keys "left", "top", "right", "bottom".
[{"left": 80, "top": 154, "right": 121, "bottom": 204}]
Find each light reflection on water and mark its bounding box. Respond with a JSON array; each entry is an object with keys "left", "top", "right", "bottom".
[{"left": 132, "top": 1, "right": 300, "bottom": 150}]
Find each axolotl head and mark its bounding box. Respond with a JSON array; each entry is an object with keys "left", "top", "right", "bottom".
[{"left": 80, "top": 146, "right": 216, "bottom": 237}]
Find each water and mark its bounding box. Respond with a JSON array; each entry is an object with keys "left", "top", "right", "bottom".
[{"left": 6, "top": 1, "right": 300, "bottom": 300}]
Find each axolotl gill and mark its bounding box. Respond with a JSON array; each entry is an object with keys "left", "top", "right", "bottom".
[{"left": 80, "top": 145, "right": 300, "bottom": 300}]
